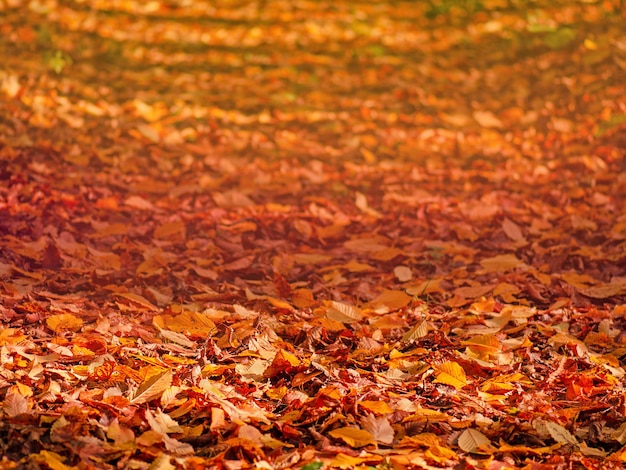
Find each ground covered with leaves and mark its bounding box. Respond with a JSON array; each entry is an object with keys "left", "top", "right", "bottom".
[{"left": 1, "top": 0, "right": 626, "bottom": 468}]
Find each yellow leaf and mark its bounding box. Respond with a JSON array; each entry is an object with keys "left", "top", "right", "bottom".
[
  {"left": 543, "top": 420, "right": 577, "bottom": 445},
  {"left": 115, "top": 292, "right": 158, "bottom": 311},
  {"left": 153, "top": 311, "right": 217, "bottom": 338},
  {"left": 481, "top": 372, "right": 532, "bottom": 393},
  {"left": 462, "top": 334, "right": 502, "bottom": 356},
  {"left": 331, "top": 452, "right": 382, "bottom": 468},
  {"left": 425, "top": 444, "right": 459, "bottom": 463},
  {"left": 359, "top": 400, "right": 393, "bottom": 415},
  {"left": 328, "top": 427, "right": 376, "bottom": 448},
  {"left": 131, "top": 369, "right": 173, "bottom": 404},
  {"left": 579, "top": 283, "right": 623, "bottom": 299},
  {"left": 403, "top": 409, "right": 452, "bottom": 422},
  {"left": 497, "top": 442, "right": 559, "bottom": 455},
  {"left": 30, "top": 451, "right": 76, "bottom": 470},
  {"left": 265, "top": 296, "right": 295, "bottom": 311},
  {"left": 46, "top": 313, "right": 83, "bottom": 332},
  {"left": 609, "top": 445, "right": 626, "bottom": 462},
  {"left": 434, "top": 362, "right": 467, "bottom": 390},
  {"left": 360, "top": 147, "right": 377, "bottom": 164},
  {"left": 398, "top": 433, "right": 441, "bottom": 447}
]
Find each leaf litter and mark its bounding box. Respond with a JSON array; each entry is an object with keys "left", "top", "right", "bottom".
[{"left": 0, "top": 0, "right": 626, "bottom": 469}]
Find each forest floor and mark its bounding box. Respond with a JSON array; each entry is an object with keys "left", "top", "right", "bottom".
[{"left": 1, "top": 0, "right": 626, "bottom": 469}]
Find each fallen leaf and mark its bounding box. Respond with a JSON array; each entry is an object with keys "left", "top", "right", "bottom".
[
  {"left": 458, "top": 428, "right": 492, "bottom": 453},
  {"left": 328, "top": 427, "right": 376, "bottom": 448},
  {"left": 131, "top": 369, "right": 173, "bottom": 404}
]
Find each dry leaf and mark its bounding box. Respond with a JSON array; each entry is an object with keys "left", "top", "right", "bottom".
[
  {"left": 361, "top": 414, "right": 395, "bottom": 445},
  {"left": 131, "top": 370, "right": 173, "bottom": 404},
  {"left": 458, "top": 428, "right": 492, "bottom": 453},
  {"left": 46, "top": 313, "right": 83, "bottom": 333},
  {"left": 3, "top": 390, "right": 29, "bottom": 417},
  {"left": 328, "top": 427, "right": 376, "bottom": 448},
  {"left": 326, "top": 301, "right": 363, "bottom": 323},
  {"left": 433, "top": 362, "right": 467, "bottom": 390}
]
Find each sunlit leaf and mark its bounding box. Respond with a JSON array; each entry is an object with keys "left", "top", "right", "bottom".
[
  {"left": 433, "top": 362, "right": 467, "bottom": 390},
  {"left": 46, "top": 313, "right": 83, "bottom": 333},
  {"left": 328, "top": 427, "right": 376, "bottom": 448},
  {"left": 131, "top": 369, "right": 172, "bottom": 404},
  {"left": 359, "top": 400, "right": 393, "bottom": 415}
]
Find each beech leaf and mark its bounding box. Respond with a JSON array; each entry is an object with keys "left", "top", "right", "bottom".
[
  {"left": 326, "top": 301, "right": 363, "bottom": 324},
  {"left": 433, "top": 361, "right": 467, "bottom": 390},
  {"left": 3, "top": 391, "right": 29, "bottom": 417},
  {"left": 328, "top": 427, "right": 376, "bottom": 448},
  {"left": 361, "top": 414, "right": 395, "bottom": 445},
  {"left": 131, "top": 370, "right": 173, "bottom": 404},
  {"left": 543, "top": 421, "right": 577, "bottom": 445},
  {"left": 458, "top": 428, "right": 491, "bottom": 453}
]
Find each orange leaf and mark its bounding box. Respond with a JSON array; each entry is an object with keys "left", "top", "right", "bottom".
[
  {"left": 46, "top": 313, "right": 83, "bottom": 333},
  {"left": 359, "top": 400, "right": 393, "bottom": 415},
  {"left": 369, "top": 289, "right": 412, "bottom": 312},
  {"left": 326, "top": 301, "right": 363, "bottom": 324},
  {"left": 480, "top": 254, "right": 524, "bottom": 272},
  {"left": 328, "top": 427, "right": 376, "bottom": 448},
  {"left": 115, "top": 292, "right": 158, "bottom": 311},
  {"left": 131, "top": 369, "right": 172, "bottom": 404},
  {"left": 502, "top": 218, "right": 526, "bottom": 242}
]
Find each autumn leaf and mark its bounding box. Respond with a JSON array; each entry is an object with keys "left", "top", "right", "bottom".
[
  {"left": 458, "top": 429, "right": 493, "bottom": 453},
  {"left": 328, "top": 427, "right": 376, "bottom": 448},
  {"left": 131, "top": 369, "right": 173, "bottom": 404},
  {"left": 1, "top": 1, "right": 624, "bottom": 468},
  {"left": 480, "top": 254, "right": 525, "bottom": 273},
  {"left": 433, "top": 362, "right": 467, "bottom": 390},
  {"left": 46, "top": 313, "right": 83, "bottom": 332},
  {"left": 361, "top": 414, "right": 395, "bottom": 445},
  {"left": 3, "top": 390, "right": 30, "bottom": 417},
  {"left": 325, "top": 301, "right": 363, "bottom": 324},
  {"left": 359, "top": 400, "right": 393, "bottom": 415}
]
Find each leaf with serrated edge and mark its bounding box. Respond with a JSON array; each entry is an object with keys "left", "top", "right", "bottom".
[{"left": 131, "top": 370, "right": 172, "bottom": 404}]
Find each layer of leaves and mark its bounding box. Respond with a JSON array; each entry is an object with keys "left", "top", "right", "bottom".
[{"left": 1, "top": 0, "right": 626, "bottom": 469}]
